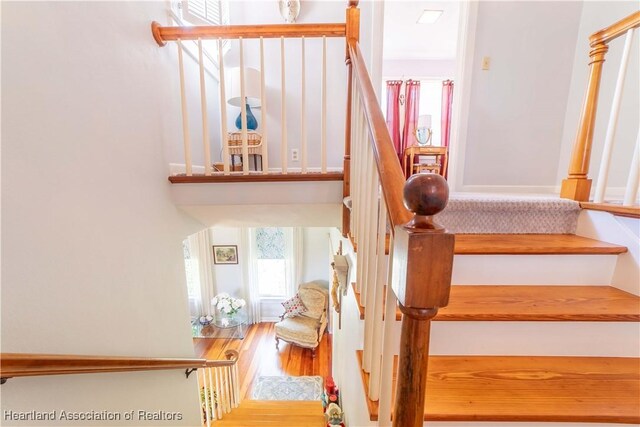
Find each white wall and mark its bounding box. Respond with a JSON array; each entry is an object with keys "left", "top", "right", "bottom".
[
  {"left": 382, "top": 59, "right": 457, "bottom": 80},
  {"left": 555, "top": 1, "right": 640, "bottom": 197},
  {"left": 457, "top": 1, "right": 583, "bottom": 191},
  {"left": 1, "top": 2, "right": 204, "bottom": 425}
]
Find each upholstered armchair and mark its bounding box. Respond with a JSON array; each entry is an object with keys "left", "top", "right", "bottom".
[{"left": 275, "top": 281, "right": 329, "bottom": 356}]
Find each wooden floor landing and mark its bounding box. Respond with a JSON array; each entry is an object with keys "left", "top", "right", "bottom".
[{"left": 194, "top": 322, "right": 332, "bottom": 401}]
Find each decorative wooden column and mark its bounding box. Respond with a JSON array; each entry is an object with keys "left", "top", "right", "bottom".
[
  {"left": 391, "top": 174, "right": 455, "bottom": 427},
  {"left": 343, "top": 0, "right": 360, "bottom": 237},
  {"left": 560, "top": 42, "right": 608, "bottom": 201}
]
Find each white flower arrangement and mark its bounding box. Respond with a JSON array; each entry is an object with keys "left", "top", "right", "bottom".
[{"left": 211, "top": 293, "right": 246, "bottom": 316}]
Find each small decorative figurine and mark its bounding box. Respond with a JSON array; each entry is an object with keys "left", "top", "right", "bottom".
[{"left": 325, "top": 403, "right": 345, "bottom": 426}]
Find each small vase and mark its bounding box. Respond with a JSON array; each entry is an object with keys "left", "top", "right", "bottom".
[{"left": 235, "top": 104, "right": 258, "bottom": 131}]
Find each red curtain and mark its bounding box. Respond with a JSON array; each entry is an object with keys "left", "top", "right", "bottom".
[
  {"left": 441, "top": 80, "right": 454, "bottom": 178},
  {"left": 402, "top": 80, "right": 421, "bottom": 152},
  {"left": 385, "top": 80, "right": 402, "bottom": 159}
]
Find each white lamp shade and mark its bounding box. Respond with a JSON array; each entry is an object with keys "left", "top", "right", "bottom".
[
  {"left": 227, "top": 67, "right": 262, "bottom": 108},
  {"left": 417, "top": 114, "right": 432, "bottom": 128}
]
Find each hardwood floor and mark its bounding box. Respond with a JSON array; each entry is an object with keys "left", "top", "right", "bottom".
[{"left": 194, "top": 322, "right": 332, "bottom": 401}]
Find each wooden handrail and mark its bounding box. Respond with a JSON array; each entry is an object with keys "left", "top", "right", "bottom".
[
  {"left": 151, "top": 22, "right": 346, "bottom": 47},
  {"left": 348, "top": 42, "right": 413, "bottom": 231},
  {"left": 0, "top": 350, "right": 239, "bottom": 380},
  {"left": 590, "top": 11, "right": 640, "bottom": 46},
  {"left": 560, "top": 11, "right": 640, "bottom": 201}
]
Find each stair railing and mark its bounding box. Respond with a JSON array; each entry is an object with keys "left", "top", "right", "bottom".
[
  {"left": 560, "top": 11, "right": 640, "bottom": 205},
  {"left": 0, "top": 350, "right": 240, "bottom": 426},
  {"left": 344, "top": 2, "right": 455, "bottom": 426},
  {"left": 151, "top": 21, "right": 347, "bottom": 180}
]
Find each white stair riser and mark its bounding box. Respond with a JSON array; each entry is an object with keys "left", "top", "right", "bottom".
[
  {"left": 429, "top": 321, "right": 640, "bottom": 357},
  {"left": 373, "top": 314, "right": 639, "bottom": 358},
  {"left": 453, "top": 254, "right": 617, "bottom": 285}
]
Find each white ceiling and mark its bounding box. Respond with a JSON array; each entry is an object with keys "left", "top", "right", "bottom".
[{"left": 383, "top": 1, "right": 461, "bottom": 60}]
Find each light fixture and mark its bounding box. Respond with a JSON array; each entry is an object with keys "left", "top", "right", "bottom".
[
  {"left": 417, "top": 10, "right": 443, "bottom": 24},
  {"left": 227, "top": 67, "right": 262, "bottom": 131}
]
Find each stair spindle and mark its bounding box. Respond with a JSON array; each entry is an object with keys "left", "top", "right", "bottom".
[
  {"left": 218, "top": 37, "right": 230, "bottom": 175},
  {"left": 176, "top": 39, "right": 192, "bottom": 176}
]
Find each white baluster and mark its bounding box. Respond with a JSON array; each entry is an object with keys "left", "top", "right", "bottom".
[
  {"left": 177, "top": 40, "right": 192, "bottom": 176},
  {"left": 363, "top": 144, "right": 378, "bottom": 374},
  {"left": 623, "top": 130, "right": 640, "bottom": 206},
  {"left": 378, "top": 234, "right": 396, "bottom": 426},
  {"left": 350, "top": 84, "right": 361, "bottom": 245},
  {"left": 239, "top": 37, "right": 249, "bottom": 175},
  {"left": 229, "top": 365, "right": 237, "bottom": 408},
  {"left": 301, "top": 37, "right": 307, "bottom": 174},
  {"left": 207, "top": 367, "right": 217, "bottom": 420},
  {"left": 234, "top": 363, "right": 241, "bottom": 407},
  {"left": 368, "top": 180, "right": 387, "bottom": 401},
  {"left": 224, "top": 366, "right": 232, "bottom": 413},
  {"left": 281, "top": 36, "right": 288, "bottom": 174},
  {"left": 260, "top": 37, "right": 269, "bottom": 174},
  {"left": 202, "top": 369, "right": 212, "bottom": 427},
  {"left": 214, "top": 367, "right": 223, "bottom": 419},
  {"left": 198, "top": 39, "right": 212, "bottom": 176},
  {"left": 321, "top": 36, "right": 327, "bottom": 174},
  {"left": 196, "top": 368, "right": 206, "bottom": 427},
  {"left": 594, "top": 28, "right": 636, "bottom": 203},
  {"left": 218, "top": 38, "right": 230, "bottom": 175}
]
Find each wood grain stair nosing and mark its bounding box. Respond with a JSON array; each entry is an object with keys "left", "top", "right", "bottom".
[
  {"left": 349, "top": 233, "right": 628, "bottom": 256},
  {"left": 351, "top": 284, "right": 640, "bottom": 322}
]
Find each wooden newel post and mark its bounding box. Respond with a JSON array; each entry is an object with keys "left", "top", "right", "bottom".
[
  {"left": 392, "top": 174, "right": 455, "bottom": 427},
  {"left": 560, "top": 42, "right": 609, "bottom": 201}
]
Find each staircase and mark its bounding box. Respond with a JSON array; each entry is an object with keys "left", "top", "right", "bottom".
[
  {"left": 211, "top": 400, "right": 325, "bottom": 426},
  {"left": 344, "top": 228, "right": 640, "bottom": 425}
]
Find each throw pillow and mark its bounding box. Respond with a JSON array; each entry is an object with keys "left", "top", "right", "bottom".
[{"left": 282, "top": 293, "right": 308, "bottom": 318}]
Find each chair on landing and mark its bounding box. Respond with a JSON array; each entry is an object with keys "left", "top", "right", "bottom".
[{"left": 274, "top": 281, "right": 329, "bottom": 357}]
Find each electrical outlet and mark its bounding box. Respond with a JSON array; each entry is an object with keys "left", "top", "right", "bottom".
[{"left": 291, "top": 149, "right": 299, "bottom": 161}]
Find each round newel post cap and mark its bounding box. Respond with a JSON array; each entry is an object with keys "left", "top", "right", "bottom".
[{"left": 403, "top": 173, "right": 449, "bottom": 229}]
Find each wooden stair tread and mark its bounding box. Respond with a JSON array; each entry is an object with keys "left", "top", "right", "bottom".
[
  {"left": 351, "top": 233, "right": 627, "bottom": 255},
  {"left": 581, "top": 202, "right": 640, "bottom": 219},
  {"left": 352, "top": 284, "right": 639, "bottom": 322},
  {"left": 454, "top": 234, "right": 627, "bottom": 255},
  {"left": 356, "top": 351, "right": 640, "bottom": 423},
  {"left": 215, "top": 400, "right": 325, "bottom": 426},
  {"left": 438, "top": 285, "right": 640, "bottom": 321}
]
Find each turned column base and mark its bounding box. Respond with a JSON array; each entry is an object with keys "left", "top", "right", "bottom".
[{"left": 560, "top": 178, "right": 592, "bottom": 202}]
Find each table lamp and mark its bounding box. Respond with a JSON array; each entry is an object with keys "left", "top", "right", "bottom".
[
  {"left": 415, "top": 114, "right": 433, "bottom": 146},
  {"left": 227, "top": 67, "right": 262, "bottom": 131}
]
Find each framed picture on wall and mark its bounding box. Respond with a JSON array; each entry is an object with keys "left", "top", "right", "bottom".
[{"left": 213, "top": 245, "right": 238, "bottom": 264}]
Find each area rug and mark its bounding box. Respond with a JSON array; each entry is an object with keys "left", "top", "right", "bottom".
[{"left": 252, "top": 376, "right": 323, "bottom": 401}]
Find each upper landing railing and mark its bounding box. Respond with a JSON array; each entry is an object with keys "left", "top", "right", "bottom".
[
  {"left": 561, "top": 11, "right": 640, "bottom": 206},
  {"left": 152, "top": 19, "right": 347, "bottom": 183}
]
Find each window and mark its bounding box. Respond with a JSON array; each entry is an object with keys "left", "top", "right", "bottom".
[
  {"left": 180, "top": 0, "right": 229, "bottom": 27},
  {"left": 169, "top": 0, "right": 230, "bottom": 71},
  {"left": 254, "top": 228, "right": 287, "bottom": 298}
]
